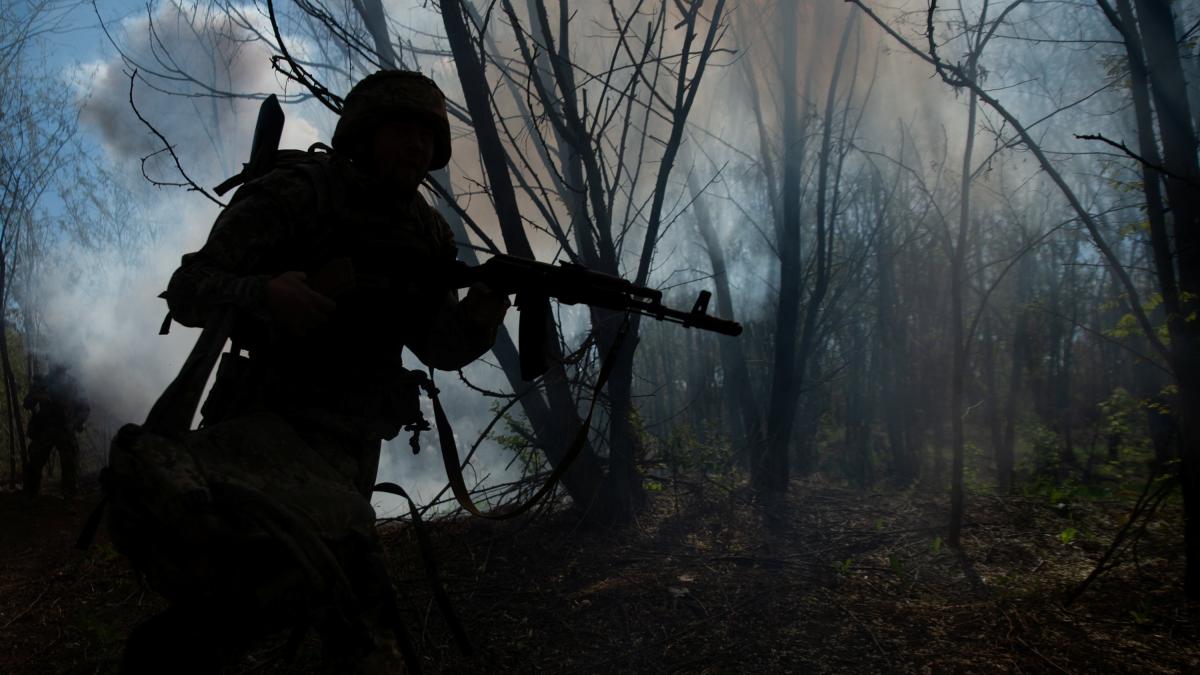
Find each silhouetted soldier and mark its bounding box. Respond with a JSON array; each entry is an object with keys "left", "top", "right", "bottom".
[
  {"left": 114, "top": 71, "right": 509, "bottom": 673},
  {"left": 23, "top": 363, "right": 89, "bottom": 499}
]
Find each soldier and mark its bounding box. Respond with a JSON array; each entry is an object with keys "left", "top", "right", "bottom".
[
  {"left": 23, "top": 363, "right": 89, "bottom": 500},
  {"left": 115, "top": 70, "right": 510, "bottom": 673}
]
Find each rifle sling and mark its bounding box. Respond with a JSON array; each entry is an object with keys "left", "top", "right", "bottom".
[
  {"left": 144, "top": 308, "right": 235, "bottom": 434},
  {"left": 428, "top": 319, "right": 627, "bottom": 521},
  {"left": 371, "top": 481, "right": 473, "bottom": 657}
]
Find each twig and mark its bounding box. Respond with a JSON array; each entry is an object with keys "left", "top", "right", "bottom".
[
  {"left": 1015, "top": 635, "right": 1072, "bottom": 674},
  {"left": 1075, "top": 133, "right": 1200, "bottom": 189},
  {"left": 1064, "top": 470, "right": 1176, "bottom": 606},
  {"left": 127, "top": 70, "right": 226, "bottom": 208},
  {"left": 1, "top": 584, "right": 47, "bottom": 629},
  {"left": 266, "top": 0, "right": 343, "bottom": 114},
  {"left": 424, "top": 175, "right": 502, "bottom": 253},
  {"left": 832, "top": 594, "right": 888, "bottom": 658}
]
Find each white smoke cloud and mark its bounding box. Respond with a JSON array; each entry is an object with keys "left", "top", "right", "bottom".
[{"left": 40, "top": 1, "right": 525, "bottom": 510}]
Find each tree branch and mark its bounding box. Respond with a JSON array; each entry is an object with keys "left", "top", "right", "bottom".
[
  {"left": 128, "top": 70, "right": 226, "bottom": 208},
  {"left": 1075, "top": 132, "right": 1200, "bottom": 189}
]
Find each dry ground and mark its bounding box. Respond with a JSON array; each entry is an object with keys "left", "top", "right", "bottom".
[{"left": 2, "top": 476, "right": 1197, "bottom": 673}]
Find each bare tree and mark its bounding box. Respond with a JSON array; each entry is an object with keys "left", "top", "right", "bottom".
[
  {"left": 849, "top": 0, "right": 1200, "bottom": 594},
  {"left": 0, "top": 0, "right": 86, "bottom": 488},
  {"left": 441, "top": 0, "right": 731, "bottom": 519}
]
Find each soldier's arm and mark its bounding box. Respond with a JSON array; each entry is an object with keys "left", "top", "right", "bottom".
[
  {"left": 406, "top": 211, "right": 510, "bottom": 371},
  {"left": 164, "top": 172, "right": 316, "bottom": 328},
  {"left": 408, "top": 285, "right": 510, "bottom": 371}
]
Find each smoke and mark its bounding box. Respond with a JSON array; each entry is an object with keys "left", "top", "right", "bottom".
[
  {"left": 39, "top": 1, "right": 525, "bottom": 512},
  {"left": 50, "top": 2, "right": 323, "bottom": 432},
  {"left": 40, "top": 0, "right": 1099, "bottom": 510},
  {"left": 81, "top": 5, "right": 325, "bottom": 179}
]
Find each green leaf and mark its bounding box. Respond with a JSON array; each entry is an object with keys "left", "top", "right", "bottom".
[{"left": 1059, "top": 527, "right": 1077, "bottom": 545}]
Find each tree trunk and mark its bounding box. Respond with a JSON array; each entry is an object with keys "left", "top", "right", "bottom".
[
  {"left": 845, "top": 321, "right": 871, "bottom": 487},
  {"left": 948, "top": 56, "right": 979, "bottom": 547},
  {"left": 688, "top": 170, "right": 759, "bottom": 463},
  {"left": 980, "top": 312, "right": 1003, "bottom": 487},
  {"left": 0, "top": 250, "right": 27, "bottom": 489},
  {"left": 794, "top": 11, "right": 856, "bottom": 478},
  {"left": 876, "top": 202, "right": 915, "bottom": 483},
  {"left": 757, "top": 0, "right": 804, "bottom": 492},
  {"left": 999, "top": 256, "right": 1032, "bottom": 495},
  {"left": 760, "top": 8, "right": 854, "bottom": 490},
  {"left": 355, "top": 0, "right": 609, "bottom": 508},
  {"left": 1129, "top": 0, "right": 1200, "bottom": 598},
  {"left": 439, "top": 0, "right": 608, "bottom": 509},
  {"left": 1106, "top": 0, "right": 1176, "bottom": 474}
]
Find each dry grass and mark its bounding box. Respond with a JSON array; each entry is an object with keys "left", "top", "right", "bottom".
[{"left": 1, "top": 474, "right": 1197, "bottom": 673}]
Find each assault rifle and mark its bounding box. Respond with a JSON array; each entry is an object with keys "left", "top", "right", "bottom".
[
  {"left": 313, "top": 251, "right": 742, "bottom": 380},
  {"left": 450, "top": 253, "right": 743, "bottom": 380}
]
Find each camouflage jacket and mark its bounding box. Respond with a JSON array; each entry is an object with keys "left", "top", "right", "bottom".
[{"left": 165, "top": 150, "right": 496, "bottom": 440}]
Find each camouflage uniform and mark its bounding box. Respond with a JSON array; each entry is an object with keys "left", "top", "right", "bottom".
[
  {"left": 115, "top": 72, "right": 499, "bottom": 674},
  {"left": 167, "top": 148, "right": 498, "bottom": 491},
  {"left": 23, "top": 365, "right": 89, "bottom": 499}
]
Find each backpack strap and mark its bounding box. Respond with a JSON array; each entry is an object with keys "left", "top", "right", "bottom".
[{"left": 158, "top": 144, "right": 339, "bottom": 337}]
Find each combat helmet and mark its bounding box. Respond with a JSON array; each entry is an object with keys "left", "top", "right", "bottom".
[{"left": 332, "top": 70, "right": 452, "bottom": 171}]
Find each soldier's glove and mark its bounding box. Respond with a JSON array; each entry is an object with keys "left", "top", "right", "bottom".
[
  {"left": 459, "top": 282, "right": 511, "bottom": 330},
  {"left": 265, "top": 270, "right": 337, "bottom": 336}
]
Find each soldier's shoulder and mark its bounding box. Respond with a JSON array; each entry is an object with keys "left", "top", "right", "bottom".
[{"left": 235, "top": 149, "right": 339, "bottom": 207}]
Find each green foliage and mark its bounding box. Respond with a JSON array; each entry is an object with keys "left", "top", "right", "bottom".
[
  {"left": 489, "top": 403, "right": 546, "bottom": 480},
  {"left": 1018, "top": 389, "right": 1161, "bottom": 502},
  {"left": 931, "top": 535, "right": 943, "bottom": 554},
  {"left": 1103, "top": 308, "right": 1172, "bottom": 344},
  {"left": 656, "top": 422, "right": 733, "bottom": 478},
  {"left": 833, "top": 557, "right": 854, "bottom": 576},
  {"left": 1105, "top": 313, "right": 1140, "bottom": 339},
  {"left": 1099, "top": 387, "right": 1138, "bottom": 444},
  {"left": 1148, "top": 384, "right": 1178, "bottom": 416},
  {"left": 1023, "top": 470, "right": 1092, "bottom": 504},
  {"left": 1058, "top": 527, "right": 1077, "bottom": 545},
  {"left": 92, "top": 542, "right": 120, "bottom": 563},
  {"left": 1117, "top": 218, "right": 1151, "bottom": 238}
]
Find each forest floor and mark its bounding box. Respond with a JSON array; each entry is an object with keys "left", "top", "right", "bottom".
[{"left": 2, "top": 475, "right": 1198, "bottom": 674}]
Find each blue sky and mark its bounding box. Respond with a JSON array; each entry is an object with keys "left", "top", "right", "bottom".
[{"left": 32, "top": 0, "right": 145, "bottom": 68}]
